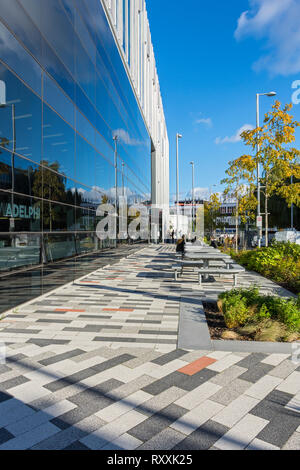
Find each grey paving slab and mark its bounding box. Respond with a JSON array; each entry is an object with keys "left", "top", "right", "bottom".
[
  {"left": 142, "top": 369, "right": 217, "bottom": 396},
  {"left": 39, "top": 349, "right": 85, "bottom": 366},
  {"left": 63, "top": 440, "right": 90, "bottom": 450},
  {"left": 128, "top": 403, "right": 188, "bottom": 442},
  {"left": 256, "top": 412, "right": 300, "bottom": 448},
  {"left": 0, "top": 422, "right": 60, "bottom": 450},
  {"left": 236, "top": 353, "right": 270, "bottom": 369},
  {"left": 0, "top": 245, "right": 298, "bottom": 450},
  {"left": 173, "top": 420, "right": 229, "bottom": 450},
  {"left": 269, "top": 359, "right": 299, "bottom": 379},
  {"left": 0, "top": 375, "right": 30, "bottom": 391},
  {"left": 282, "top": 431, "right": 300, "bottom": 450},
  {"left": 250, "top": 390, "right": 295, "bottom": 421},
  {"left": 210, "top": 365, "right": 248, "bottom": 387},
  {"left": 0, "top": 365, "right": 12, "bottom": 375},
  {"left": 211, "top": 379, "right": 252, "bottom": 406},
  {"left": 0, "top": 428, "right": 14, "bottom": 445},
  {"left": 239, "top": 363, "right": 275, "bottom": 383},
  {"left": 151, "top": 349, "right": 187, "bottom": 366},
  {"left": 137, "top": 427, "right": 186, "bottom": 450},
  {"left": 0, "top": 391, "right": 13, "bottom": 404}
]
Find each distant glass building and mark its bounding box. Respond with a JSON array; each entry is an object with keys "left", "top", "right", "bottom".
[{"left": 0, "top": 0, "right": 169, "bottom": 312}]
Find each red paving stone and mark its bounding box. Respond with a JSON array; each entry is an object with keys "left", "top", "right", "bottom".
[
  {"left": 80, "top": 281, "right": 100, "bottom": 285},
  {"left": 55, "top": 309, "right": 86, "bottom": 313},
  {"left": 178, "top": 357, "right": 217, "bottom": 376}
]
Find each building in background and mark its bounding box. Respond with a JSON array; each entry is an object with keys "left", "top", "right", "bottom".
[{"left": 0, "top": 0, "right": 169, "bottom": 312}]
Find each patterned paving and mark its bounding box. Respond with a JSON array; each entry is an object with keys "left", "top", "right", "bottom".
[{"left": 0, "top": 245, "right": 299, "bottom": 450}]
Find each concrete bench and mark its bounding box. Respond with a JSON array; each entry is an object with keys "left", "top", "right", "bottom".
[
  {"left": 172, "top": 260, "right": 205, "bottom": 280},
  {"left": 196, "top": 266, "right": 245, "bottom": 287},
  {"left": 172, "top": 264, "right": 183, "bottom": 281}
]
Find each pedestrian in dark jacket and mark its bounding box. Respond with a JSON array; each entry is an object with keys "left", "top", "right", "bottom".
[{"left": 176, "top": 235, "right": 186, "bottom": 254}]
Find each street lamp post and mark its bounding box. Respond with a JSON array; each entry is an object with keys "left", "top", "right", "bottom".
[
  {"left": 113, "top": 135, "right": 118, "bottom": 247},
  {"left": 256, "top": 91, "right": 276, "bottom": 248},
  {"left": 176, "top": 133, "right": 182, "bottom": 239},
  {"left": 190, "top": 161, "right": 194, "bottom": 231},
  {"left": 0, "top": 97, "right": 16, "bottom": 232},
  {"left": 113, "top": 135, "right": 118, "bottom": 208},
  {"left": 11, "top": 103, "right": 16, "bottom": 232}
]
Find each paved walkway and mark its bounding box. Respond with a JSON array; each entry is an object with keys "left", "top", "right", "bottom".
[{"left": 0, "top": 245, "right": 299, "bottom": 450}]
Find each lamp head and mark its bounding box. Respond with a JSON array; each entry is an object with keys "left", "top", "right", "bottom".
[
  {"left": 177, "top": 133, "right": 182, "bottom": 139},
  {"left": 267, "top": 91, "right": 277, "bottom": 97}
]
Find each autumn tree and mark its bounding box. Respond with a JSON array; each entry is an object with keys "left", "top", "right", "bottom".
[
  {"left": 204, "top": 193, "right": 222, "bottom": 236},
  {"left": 221, "top": 155, "right": 257, "bottom": 251},
  {"left": 32, "top": 160, "right": 67, "bottom": 231},
  {"left": 101, "top": 194, "right": 109, "bottom": 204},
  {"left": 240, "top": 101, "right": 300, "bottom": 246}
]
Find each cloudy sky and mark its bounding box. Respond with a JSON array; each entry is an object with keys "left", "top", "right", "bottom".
[{"left": 147, "top": 0, "right": 300, "bottom": 201}]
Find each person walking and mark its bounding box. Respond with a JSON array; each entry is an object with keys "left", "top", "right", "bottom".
[{"left": 176, "top": 235, "right": 186, "bottom": 256}]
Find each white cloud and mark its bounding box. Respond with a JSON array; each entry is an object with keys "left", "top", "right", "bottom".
[
  {"left": 195, "top": 117, "right": 213, "bottom": 128},
  {"left": 215, "top": 124, "right": 254, "bottom": 145},
  {"left": 113, "top": 129, "right": 145, "bottom": 147},
  {"left": 235, "top": 0, "right": 300, "bottom": 75},
  {"left": 186, "top": 187, "right": 210, "bottom": 200},
  {"left": 74, "top": 185, "right": 145, "bottom": 204}
]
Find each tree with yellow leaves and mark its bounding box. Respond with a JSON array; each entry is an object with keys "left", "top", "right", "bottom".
[
  {"left": 221, "top": 155, "right": 258, "bottom": 252},
  {"left": 204, "top": 192, "right": 222, "bottom": 236}
]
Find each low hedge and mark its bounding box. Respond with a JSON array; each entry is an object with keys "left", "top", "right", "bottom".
[
  {"left": 228, "top": 242, "right": 300, "bottom": 294},
  {"left": 218, "top": 287, "right": 300, "bottom": 334}
]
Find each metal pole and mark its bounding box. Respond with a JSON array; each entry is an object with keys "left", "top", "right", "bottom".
[
  {"left": 255, "top": 91, "right": 276, "bottom": 247},
  {"left": 10, "top": 103, "right": 15, "bottom": 233},
  {"left": 176, "top": 134, "right": 179, "bottom": 239},
  {"left": 113, "top": 136, "right": 118, "bottom": 247},
  {"left": 122, "top": 162, "right": 125, "bottom": 198},
  {"left": 113, "top": 136, "right": 118, "bottom": 206},
  {"left": 256, "top": 94, "right": 261, "bottom": 248},
  {"left": 190, "top": 161, "right": 194, "bottom": 231},
  {"left": 235, "top": 187, "right": 239, "bottom": 253}
]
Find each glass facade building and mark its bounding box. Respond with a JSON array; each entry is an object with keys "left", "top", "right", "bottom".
[{"left": 0, "top": 0, "right": 169, "bottom": 312}]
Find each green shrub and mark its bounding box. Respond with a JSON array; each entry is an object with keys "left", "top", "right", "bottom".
[
  {"left": 218, "top": 288, "right": 300, "bottom": 333},
  {"left": 232, "top": 243, "right": 300, "bottom": 294},
  {"left": 277, "top": 299, "right": 300, "bottom": 332},
  {"left": 256, "top": 304, "right": 271, "bottom": 321},
  {"left": 221, "top": 293, "right": 252, "bottom": 329},
  {"left": 219, "top": 286, "right": 260, "bottom": 307}
]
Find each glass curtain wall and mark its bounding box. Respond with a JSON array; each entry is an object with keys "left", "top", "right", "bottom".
[{"left": 0, "top": 0, "right": 151, "bottom": 312}]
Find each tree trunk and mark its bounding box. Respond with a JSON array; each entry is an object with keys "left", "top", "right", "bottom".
[{"left": 265, "top": 192, "right": 268, "bottom": 247}]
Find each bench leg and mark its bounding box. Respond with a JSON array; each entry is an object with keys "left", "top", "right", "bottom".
[
  {"left": 198, "top": 273, "right": 202, "bottom": 287},
  {"left": 175, "top": 270, "right": 178, "bottom": 281},
  {"left": 234, "top": 274, "right": 238, "bottom": 287}
]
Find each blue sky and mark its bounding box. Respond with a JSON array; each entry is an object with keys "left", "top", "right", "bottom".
[{"left": 146, "top": 0, "right": 300, "bottom": 202}]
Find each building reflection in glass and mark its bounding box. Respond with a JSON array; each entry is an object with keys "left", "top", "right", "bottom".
[{"left": 0, "top": 0, "right": 151, "bottom": 310}]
